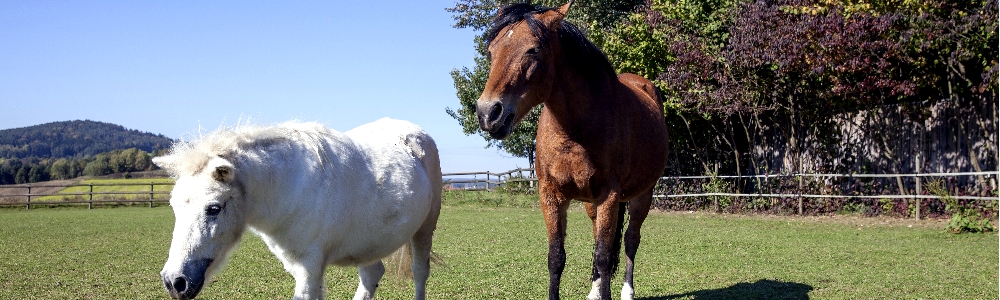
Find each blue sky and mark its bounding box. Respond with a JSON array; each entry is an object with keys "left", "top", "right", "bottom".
[{"left": 0, "top": 1, "right": 529, "bottom": 173}]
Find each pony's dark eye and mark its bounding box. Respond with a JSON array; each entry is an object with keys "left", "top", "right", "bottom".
[
  {"left": 206, "top": 204, "right": 222, "bottom": 216},
  {"left": 526, "top": 47, "right": 540, "bottom": 55}
]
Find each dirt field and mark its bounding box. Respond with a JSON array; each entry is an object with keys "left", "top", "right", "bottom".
[{"left": 0, "top": 179, "right": 80, "bottom": 203}]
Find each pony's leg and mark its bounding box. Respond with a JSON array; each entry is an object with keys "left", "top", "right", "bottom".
[
  {"left": 410, "top": 201, "right": 440, "bottom": 300},
  {"left": 352, "top": 261, "right": 385, "bottom": 300},
  {"left": 586, "top": 191, "right": 622, "bottom": 300},
  {"left": 621, "top": 188, "right": 653, "bottom": 300},
  {"left": 288, "top": 258, "right": 326, "bottom": 300},
  {"left": 541, "top": 188, "right": 570, "bottom": 300}
]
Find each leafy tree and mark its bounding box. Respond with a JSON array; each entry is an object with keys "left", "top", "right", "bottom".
[
  {"left": 110, "top": 150, "right": 127, "bottom": 174},
  {"left": 133, "top": 149, "right": 152, "bottom": 171},
  {"left": 71, "top": 159, "right": 86, "bottom": 178},
  {"left": 27, "top": 165, "right": 48, "bottom": 183},
  {"left": 658, "top": 0, "right": 996, "bottom": 177},
  {"left": 50, "top": 159, "right": 70, "bottom": 180},
  {"left": 14, "top": 167, "right": 27, "bottom": 184},
  {"left": 106, "top": 148, "right": 152, "bottom": 173},
  {"left": 83, "top": 154, "right": 111, "bottom": 177},
  {"left": 0, "top": 159, "right": 22, "bottom": 184}
]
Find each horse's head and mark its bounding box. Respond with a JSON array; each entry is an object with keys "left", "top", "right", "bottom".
[
  {"left": 476, "top": 1, "right": 572, "bottom": 139},
  {"left": 154, "top": 154, "right": 246, "bottom": 300}
]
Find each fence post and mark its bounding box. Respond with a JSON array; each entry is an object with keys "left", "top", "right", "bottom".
[
  {"left": 915, "top": 156, "right": 922, "bottom": 220},
  {"left": 797, "top": 154, "right": 805, "bottom": 215},
  {"left": 25, "top": 186, "right": 30, "bottom": 210},
  {"left": 797, "top": 174, "right": 803, "bottom": 215},
  {"left": 149, "top": 183, "right": 154, "bottom": 208},
  {"left": 88, "top": 184, "right": 93, "bottom": 209}
]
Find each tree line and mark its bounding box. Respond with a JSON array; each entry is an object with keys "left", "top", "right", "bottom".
[
  {"left": 0, "top": 148, "right": 167, "bottom": 184},
  {"left": 0, "top": 120, "right": 173, "bottom": 160}
]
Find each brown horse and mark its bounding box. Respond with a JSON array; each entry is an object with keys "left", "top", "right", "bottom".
[{"left": 475, "top": 2, "right": 669, "bottom": 300}]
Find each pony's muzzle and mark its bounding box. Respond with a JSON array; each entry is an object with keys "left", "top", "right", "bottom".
[
  {"left": 476, "top": 101, "right": 514, "bottom": 139},
  {"left": 161, "top": 258, "right": 211, "bottom": 300},
  {"left": 162, "top": 275, "right": 189, "bottom": 299}
]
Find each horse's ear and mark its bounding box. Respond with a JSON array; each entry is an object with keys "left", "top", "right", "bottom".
[
  {"left": 152, "top": 155, "right": 178, "bottom": 172},
  {"left": 557, "top": 1, "right": 573, "bottom": 16},
  {"left": 537, "top": 1, "right": 572, "bottom": 28},
  {"left": 209, "top": 158, "right": 235, "bottom": 182},
  {"left": 212, "top": 165, "right": 234, "bottom": 182}
]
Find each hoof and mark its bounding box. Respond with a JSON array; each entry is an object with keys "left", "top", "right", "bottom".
[{"left": 621, "top": 282, "right": 635, "bottom": 300}]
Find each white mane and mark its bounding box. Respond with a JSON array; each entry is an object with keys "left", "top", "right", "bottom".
[{"left": 159, "top": 121, "right": 348, "bottom": 177}]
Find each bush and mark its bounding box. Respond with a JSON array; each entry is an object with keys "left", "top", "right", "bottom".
[{"left": 926, "top": 180, "right": 995, "bottom": 233}]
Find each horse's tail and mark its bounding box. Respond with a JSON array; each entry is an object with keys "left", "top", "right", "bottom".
[
  {"left": 386, "top": 243, "right": 413, "bottom": 279},
  {"left": 385, "top": 242, "right": 445, "bottom": 279},
  {"left": 610, "top": 201, "right": 627, "bottom": 277}
]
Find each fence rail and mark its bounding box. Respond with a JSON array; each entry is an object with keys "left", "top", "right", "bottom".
[
  {"left": 0, "top": 182, "right": 174, "bottom": 209},
  {"left": 655, "top": 171, "right": 998, "bottom": 219},
  {"left": 442, "top": 168, "right": 536, "bottom": 191},
  {"left": 654, "top": 193, "right": 996, "bottom": 200},
  {"left": 442, "top": 169, "right": 997, "bottom": 220},
  {"left": 4, "top": 170, "right": 996, "bottom": 217},
  {"left": 656, "top": 172, "right": 999, "bottom": 200},
  {"left": 663, "top": 171, "right": 999, "bottom": 179}
]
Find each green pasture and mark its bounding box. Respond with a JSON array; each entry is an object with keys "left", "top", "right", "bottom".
[
  {"left": 35, "top": 178, "right": 175, "bottom": 202},
  {"left": 0, "top": 192, "right": 996, "bottom": 299}
]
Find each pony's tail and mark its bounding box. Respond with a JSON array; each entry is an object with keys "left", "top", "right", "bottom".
[
  {"left": 384, "top": 242, "right": 444, "bottom": 279},
  {"left": 385, "top": 243, "right": 413, "bottom": 279},
  {"left": 610, "top": 201, "right": 627, "bottom": 277}
]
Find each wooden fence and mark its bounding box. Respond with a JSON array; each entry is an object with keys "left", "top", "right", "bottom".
[
  {"left": 655, "top": 171, "right": 998, "bottom": 219},
  {"left": 3, "top": 170, "right": 995, "bottom": 217},
  {"left": 0, "top": 182, "right": 173, "bottom": 209},
  {"left": 0, "top": 168, "right": 542, "bottom": 209},
  {"left": 442, "top": 169, "right": 996, "bottom": 219},
  {"left": 442, "top": 168, "right": 536, "bottom": 191}
]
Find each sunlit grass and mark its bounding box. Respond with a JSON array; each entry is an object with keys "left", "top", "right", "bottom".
[{"left": 0, "top": 193, "right": 996, "bottom": 299}]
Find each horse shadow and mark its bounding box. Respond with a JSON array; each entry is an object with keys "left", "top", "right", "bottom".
[{"left": 639, "top": 279, "right": 813, "bottom": 300}]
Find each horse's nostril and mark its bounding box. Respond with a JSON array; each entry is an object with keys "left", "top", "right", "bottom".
[
  {"left": 173, "top": 277, "right": 187, "bottom": 293},
  {"left": 488, "top": 103, "right": 504, "bottom": 124}
]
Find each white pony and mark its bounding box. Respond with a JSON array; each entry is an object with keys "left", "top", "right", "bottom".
[{"left": 154, "top": 118, "right": 442, "bottom": 300}]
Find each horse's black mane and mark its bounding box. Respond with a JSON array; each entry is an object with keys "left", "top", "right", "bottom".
[{"left": 485, "top": 3, "right": 617, "bottom": 81}]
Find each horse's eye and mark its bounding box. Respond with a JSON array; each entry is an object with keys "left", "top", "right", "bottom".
[
  {"left": 526, "top": 47, "right": 540, "bottom": 55},
  {"left": 206, "top": 204, "right": 222, "bottom": 216}
]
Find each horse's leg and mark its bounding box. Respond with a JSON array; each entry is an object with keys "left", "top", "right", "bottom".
[
  {"left": 621, "top": 188, "right": 653, "bottom": 300},
  {"left": 587, "top": 191, "right": 622, "bottom": 300},
  {"left": 410, "top": 201, "right": 440, "bottom": 300},
  {"left": 588, "top": 201, "right": 626, "bottom": 300},
  {"left": 352, "top": 261, "right": 385, "bottom": 300},
  {"left": 288, "top": 257, "right": 326, "bottom": 300},
  {"left": 542, "top": 188, "right": 570, "bottom": 300},
  {"left": 584, "top": 202, "right": 601, "bottom": 299}
]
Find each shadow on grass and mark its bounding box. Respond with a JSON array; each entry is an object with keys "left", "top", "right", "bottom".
[{"left": 640, "top": 279, "right": 813, "bottom": 300}]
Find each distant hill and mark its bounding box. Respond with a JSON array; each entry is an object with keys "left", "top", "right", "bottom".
[{"left": 0, "top": 120, "right": 174, "bottom": 160}]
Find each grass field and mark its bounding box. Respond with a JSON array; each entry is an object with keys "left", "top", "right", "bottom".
[{"left": 0, "top": 191, "right": 996, "bottom": 299}]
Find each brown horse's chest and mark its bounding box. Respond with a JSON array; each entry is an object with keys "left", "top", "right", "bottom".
[
  {"left": 536, "top": 136, "right": 601, "bottom": 200},
  {"left": 535, "top": 115, "right": 668, "bottom": 202}
]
